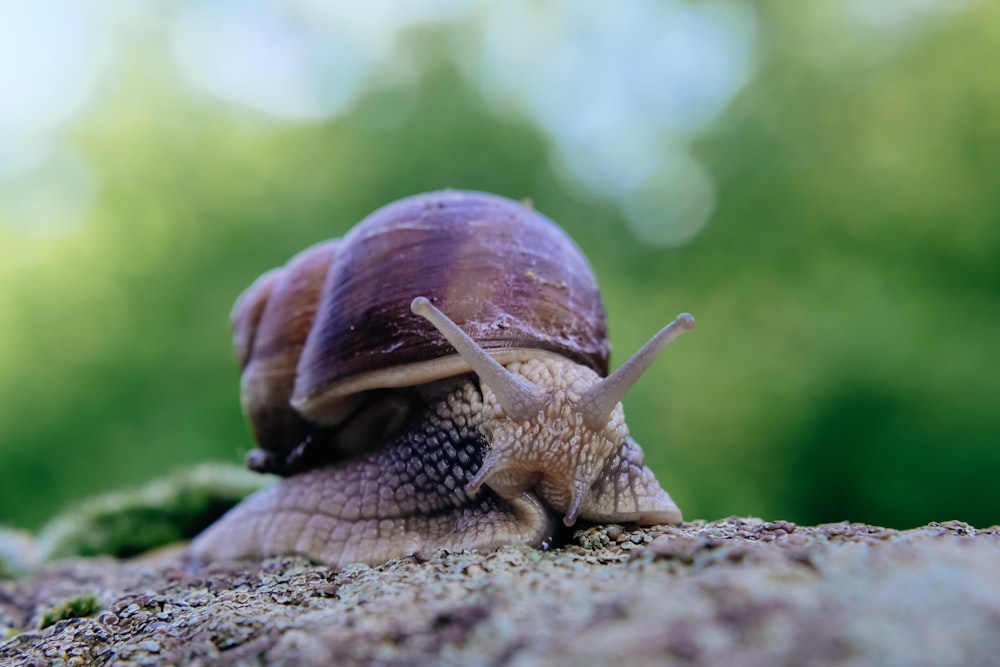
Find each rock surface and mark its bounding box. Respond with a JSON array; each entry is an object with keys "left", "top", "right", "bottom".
[{"left": 1, "top": 518, "right": 998, "bottom": 666}]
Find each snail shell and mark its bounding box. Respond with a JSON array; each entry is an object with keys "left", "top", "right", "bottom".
[{"left": 191, "top": 190, "right": 692, "bottom": 568}]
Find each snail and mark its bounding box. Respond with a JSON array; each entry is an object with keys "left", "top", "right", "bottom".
[{"left": 190, "top": 190, "right": 694, "bottom": 568}]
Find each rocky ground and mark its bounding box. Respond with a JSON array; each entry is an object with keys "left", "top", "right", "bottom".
[{"left": 1, "top": 517, "right": 998, "bottom": 666}]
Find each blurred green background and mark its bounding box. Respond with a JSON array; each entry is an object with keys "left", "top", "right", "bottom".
[{"left": 1, "top": 1, "right": 997, "bottom": 532}]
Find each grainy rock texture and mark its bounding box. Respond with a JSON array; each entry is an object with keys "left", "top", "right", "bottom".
[{"left": 1, "top": 518, "right": 998, "bottom": 666}]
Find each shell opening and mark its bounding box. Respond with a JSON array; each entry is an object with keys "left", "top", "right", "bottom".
[
  {"left": 578, "top": 313, "right": 695, "bottom": 430},
  {"left": 410, "top": 297, "right": 546, "bottom": 420}
]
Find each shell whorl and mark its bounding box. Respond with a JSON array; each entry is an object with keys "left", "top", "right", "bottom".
[
  {"left": 232, "top": 240, "right": 340, "bottom": 463},
  {"left": 291, "top": 190, "right": 609, "bottom": 423}
]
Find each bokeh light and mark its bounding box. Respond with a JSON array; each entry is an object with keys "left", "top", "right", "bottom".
[
  {"left": 0, "top": 0, "right": 109, "bottom": 234},
  {"left": 473, "top": 0, "right": 755, "bottom": 243}
]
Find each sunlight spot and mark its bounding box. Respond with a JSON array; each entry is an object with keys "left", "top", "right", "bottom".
[
  {"left": 619, "top": 149, "right": 716, "bottom": 248},
  {"left": 170, "top": 0, "right": 373, "bottom": 121},
  {"left": 473, "top": 0, "right": 755, "bottom": 244},
  {"left": 0, "top": 0, "right": 108, "bottom": 139}
]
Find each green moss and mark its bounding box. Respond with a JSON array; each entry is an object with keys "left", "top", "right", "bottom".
[
  {"left": 35, "top": 463, "right": 273, "bottom": 562},
  {"left": 39, "top": 593, "right": 102, "bottom": 629}
]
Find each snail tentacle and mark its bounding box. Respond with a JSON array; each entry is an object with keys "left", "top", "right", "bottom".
[
  {"left": 578, "top": 313, "right": 695, "bottom": 430},
  {"left": 411, "top": 296, "right": 547, "bottom": 421}
]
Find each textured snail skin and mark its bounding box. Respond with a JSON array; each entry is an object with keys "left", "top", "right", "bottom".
[
  {"left": 472, "top": 357, "right": 680, "bottom": 526},
  {"left": 190, "top": 359, "right": 680, "bottom": 568},
  {"left": 192, "top": 381, "right": 555, "bottom": 566}
]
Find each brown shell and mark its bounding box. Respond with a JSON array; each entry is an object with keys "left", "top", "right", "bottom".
[
  {"left": 234, "top": 190, "right": 610, "bottom": 468},
  {"left": 290, "top": 190, "right": 609, "bottom": 424},
  {"left": 234, "top": 240, "right": 340, "bottom": 457}
]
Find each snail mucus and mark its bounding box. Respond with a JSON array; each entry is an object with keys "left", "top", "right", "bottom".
[{"left": 191, "top": 190, "right": 694, "bottom": 568}]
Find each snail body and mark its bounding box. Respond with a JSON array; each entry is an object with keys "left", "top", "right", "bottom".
[{"left": 191, "top": 190, "right": 693, "bottom": 568}]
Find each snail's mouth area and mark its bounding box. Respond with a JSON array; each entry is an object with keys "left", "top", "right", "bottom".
[{"left": 538, "top": 516, "right": 580, "bottom": 551}]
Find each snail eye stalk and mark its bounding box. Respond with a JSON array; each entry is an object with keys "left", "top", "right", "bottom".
[
  {"left": 577, "top": 313, "right": 695, "bottom": 430},
  {"left": 411, "top": 296, "right": 547, "bottom": 420}
]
